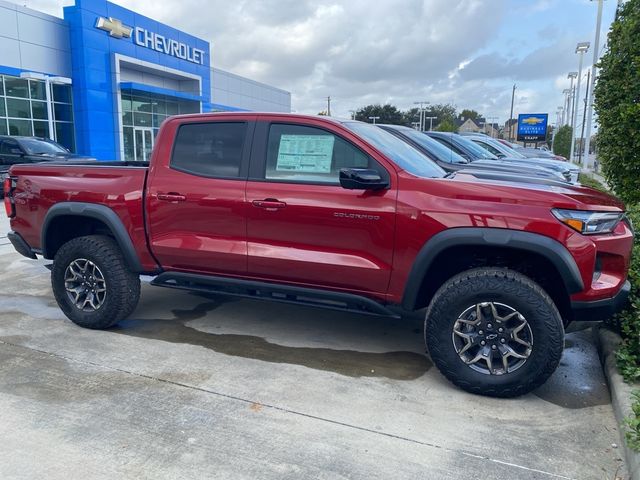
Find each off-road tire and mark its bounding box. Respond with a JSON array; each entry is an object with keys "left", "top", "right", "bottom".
[
  {"left": 425, "top": 267, "right": 564, "bottom": 398},
  {"left": 52, "top": 235, "right": 141, "bottom": 329}
]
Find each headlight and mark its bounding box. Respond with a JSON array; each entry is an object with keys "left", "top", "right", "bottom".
[{"left": 552, "top": 209, "right": 623, "bottom": 235}]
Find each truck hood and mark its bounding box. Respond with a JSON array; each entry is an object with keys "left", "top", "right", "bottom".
[{"left": 444, "top": 171, "right": 625, "bottom": 211}]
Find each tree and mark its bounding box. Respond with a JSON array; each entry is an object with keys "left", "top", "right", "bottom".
[
  {"left": 553, "top": 125, "right": 572, "bottom": 159},
  {"left": 354, "top": 104, "right": 404, "bottom": 125},
  {"left": 317, "top": 111, "right": 328, "bottom": 116},
  {"left": 436, "top": 118, "right": 458, "bottom": 132},
  {"left": 402, "top": 107, "right": 421, "bottom": 127},
  {"left": 594, "top": 0, "right": 640, "bottom": 204},
  {"left": 459, "top": 109, "right": 480, "bottom": 121},
  {"left": 428, "top": 103, "right": 457, "bottom": 128}
]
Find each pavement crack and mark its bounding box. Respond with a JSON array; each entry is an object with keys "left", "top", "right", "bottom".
[{"left": 0, "top": 339, "right": 574, "bottom": 480}]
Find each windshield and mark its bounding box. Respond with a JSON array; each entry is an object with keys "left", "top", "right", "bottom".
[
  {"left": 451, "top": 135, "right": 499, "bottom": 160},
  {"left": 398, "top": 128, "right": 468, "bottom": 164},
  {"left": 485, "top": 138, "right": 527, "bottom": 159},
  {"left": 19, "top": 138, "right": 68, "bottom": 155},
  {"left": 343, "top": 122, "right": 446, "bottom": 178}
]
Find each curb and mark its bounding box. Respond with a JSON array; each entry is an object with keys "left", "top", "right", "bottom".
[{"left": 594, "top": 325, "right": 640, "bottom": 480}]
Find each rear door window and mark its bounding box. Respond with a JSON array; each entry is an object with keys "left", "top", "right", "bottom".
[{"left": 171, "top": 122, "right": 247, "bottom": 178}]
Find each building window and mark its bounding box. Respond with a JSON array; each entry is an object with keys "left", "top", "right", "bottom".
[
  {"left": 120, "top": 90, "right": 200, "bottom": 161},
  {"left": 0, "top": 74, "right": 75, "bottom": 152}
]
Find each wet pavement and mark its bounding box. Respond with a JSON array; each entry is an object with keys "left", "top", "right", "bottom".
[{"left": 0, "top": 216, "right": 628, "bottom": 479}]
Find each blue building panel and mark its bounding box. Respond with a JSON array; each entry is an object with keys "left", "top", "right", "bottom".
[{"left": 63, "top": 0, "right": 211, "bottom": 160}]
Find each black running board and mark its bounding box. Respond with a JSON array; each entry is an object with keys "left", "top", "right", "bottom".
[{"left": 150, "top": 272, "right": 400, "bottom": 318}]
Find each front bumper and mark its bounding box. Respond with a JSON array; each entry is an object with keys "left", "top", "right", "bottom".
[{"left": 571, "top": 280, "right": 631, "bottom": 322}]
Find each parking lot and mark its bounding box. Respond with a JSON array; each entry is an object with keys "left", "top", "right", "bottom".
[{"left": 0, "top": 215, "right": 627, "bottom": 479}]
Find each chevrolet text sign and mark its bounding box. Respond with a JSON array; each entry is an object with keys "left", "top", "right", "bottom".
[
  {"left": 95, "top": 16, "right": 206, "bottom": 65},
  {"left": 517, "top": 113, "right": 548, "bottom": 142}
]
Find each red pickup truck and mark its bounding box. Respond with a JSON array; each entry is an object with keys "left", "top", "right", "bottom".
[{"left": 3, "top": 113, "right": 633, "bottom": 397}]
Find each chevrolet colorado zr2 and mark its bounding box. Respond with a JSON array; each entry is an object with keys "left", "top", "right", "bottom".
[{"left": 3, "top": 113, "right": 633, "bottom": 397}]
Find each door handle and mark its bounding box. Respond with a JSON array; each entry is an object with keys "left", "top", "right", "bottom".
[
  {"left": 157, "top": 192, "right": 186, "bottom": 202},
  {"left": 252, "top": 199, "right": 287, "bottom": 210}
]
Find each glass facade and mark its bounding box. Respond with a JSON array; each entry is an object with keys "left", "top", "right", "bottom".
[
  {"left": 0, "top": 75, "right": 75, "bottom": 151},
  {"left": 120, "top": 90, "right": 199, "bottom": 161}
]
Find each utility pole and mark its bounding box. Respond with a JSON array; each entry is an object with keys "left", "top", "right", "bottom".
[
  {"left": 348, "top": 109, "right": 356, "bottom": 120},
  {"left": 368, "top": 116, "right": 380, "bottom": 124},
  {"left": 326, "top": 96, "right": 331, "bottom": 116},
  {"left": 570, "top": 43, "right": 589, "bottom": 164},
  {"left": 583, "top": 0, "right": 605, "bottom": 169},
  {"left": 578, "top": 70, "right": 591, "bottom": 165},
  {"left": 508, "top": 84, "right": 516, "bottom": 142}
]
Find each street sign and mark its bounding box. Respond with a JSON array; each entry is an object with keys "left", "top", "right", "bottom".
[{"left": 517, "top": 113, "right": 548, "bottom": 142}]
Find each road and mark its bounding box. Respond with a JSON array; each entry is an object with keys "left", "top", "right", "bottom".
[{"left": 0, "top": 214, "right": 627, "bottom": 479}]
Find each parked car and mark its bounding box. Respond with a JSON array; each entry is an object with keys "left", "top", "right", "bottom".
[
  {"left": 466, "top": 134, "right": 580, "bottom": 183},
  {"left": 425, "top": 131, "right": 574, "bottom": 183},
  {"left": 511, "top": 143, "right": 568, "bottom": 161},
  {"left": 4, "top": 113, "right": 632, "bottom": 398},
  {"left": 379, "top": 125, "right": 569, "bottom": 183},
  {"left": 0, "top": 136, "right": 94, "bottom": 184}
]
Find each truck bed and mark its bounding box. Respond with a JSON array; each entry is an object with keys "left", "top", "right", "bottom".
[{"left": 8, "top": 161, "right": 156, "bottom": 270}]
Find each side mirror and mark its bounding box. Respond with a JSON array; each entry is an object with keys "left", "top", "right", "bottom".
[
  {"left": 496, "top": 153, "right": 506, "bottom": 158},
  {"left": 339, "top": 168, "right": 388, "bottom": 190}
]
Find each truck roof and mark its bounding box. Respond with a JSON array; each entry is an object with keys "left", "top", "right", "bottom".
[{"left": 168, "top": 111, "right": 356, "bottom": 126}]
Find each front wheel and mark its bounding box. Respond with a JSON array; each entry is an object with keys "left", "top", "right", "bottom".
[
  {"left": 52, "top": 235, "right": 141, "bottom": 329},
  {"left": 425, "top": 268, "right": 564, "bottom": 397}
]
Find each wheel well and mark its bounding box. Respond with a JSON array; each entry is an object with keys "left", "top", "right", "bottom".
[
  {"left": 44, "top": 215, "right": 114, "bottom": 259},
  {"left": 412, "top": 245, "right": 572, "bottom": 323}
]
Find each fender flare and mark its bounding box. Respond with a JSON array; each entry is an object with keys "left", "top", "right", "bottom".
[
  {"left": 401, "top": 227, "right": 584, "bottom": 310},
  {"left": 41, "top": 202, "right": 144, "bottom": 272}
]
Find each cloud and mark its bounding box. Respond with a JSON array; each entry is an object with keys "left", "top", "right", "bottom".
[{"left": 11, "top": 0, "right": 610, "bottom": 125}]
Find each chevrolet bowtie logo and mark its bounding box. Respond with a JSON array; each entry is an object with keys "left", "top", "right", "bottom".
[{"left": 95, "top": 17, "right": 133, "bottom": 39}]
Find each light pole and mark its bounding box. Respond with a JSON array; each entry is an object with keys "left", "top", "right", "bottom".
[
  {"left": 508, "top": 84, "right": 516, "bottom": 142},
  {"left": 583, "top": 0, "right": 605, "bottom": 169},
  {"left": 567, "top": 72, "right": 578, "bottom": 127},
  {"left": 20, "top": 72, "right": 72, "bottom": 141},
  {"left": 368, "top": 116, "right": 380, "bottom": 124},
  {"left": 425, "top": 116, "right": 437, "bottom": 131},
  {"left": 569, "top": 43, "right": 589, "bottom": 164},
  {"left": 348, "top": 110, "right": 356, "bottom": 120},
  {"left": 562, "top": 89, "right": 571, "bottom": 125},
  {"left": 413, "top": 101, "right": 429, "bottom": 131},
  {"left": 486, "top": 116, "right": 499, "bottom": 138}
]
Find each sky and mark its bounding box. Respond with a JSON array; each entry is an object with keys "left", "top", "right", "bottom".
[{"left": 19, "top": 0, "right": 618, "bottom": 125}]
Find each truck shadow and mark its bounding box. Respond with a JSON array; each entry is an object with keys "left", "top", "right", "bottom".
[{"left": 112, "top": 292, "right": 433, "bottom": 381}]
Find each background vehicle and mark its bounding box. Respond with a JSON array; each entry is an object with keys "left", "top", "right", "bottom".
[
  {"left": 511, "top": 143, "right": 568, "bottom": 161},
  {"left": 379, "top": 125, "right": 569, "bottom": 183},
  {"left": 0, "top": 136, "right": 94, "bottom": 185},
  {"left": 4, "top": 113, "right": 633, "bottom": 398},
  {"left": 425, "top": 131, "right": 575, "bottom": 183},
  {"left": 466, "top": 134, "right": 580, "bottom": 183}
]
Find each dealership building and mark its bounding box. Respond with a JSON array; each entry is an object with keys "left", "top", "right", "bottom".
[{"left": 0, "top": 0, "right": 291, "bottom": 161}]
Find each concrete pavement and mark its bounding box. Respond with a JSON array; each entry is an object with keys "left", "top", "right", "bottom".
[{"left": 0, "top": 215, "right": 628, "bottom": 479}]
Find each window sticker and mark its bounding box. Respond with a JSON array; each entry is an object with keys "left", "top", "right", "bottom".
[{"left": 276, "top": 134, "right": 335, "bottom": 173}]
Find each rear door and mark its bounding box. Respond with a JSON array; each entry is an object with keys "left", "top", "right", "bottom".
[
  {"left": 146, "top": 118, "right": 254, "bottom": 275},
  {"left": 245, "top": 118, "right": 397, "bottom": 296}
]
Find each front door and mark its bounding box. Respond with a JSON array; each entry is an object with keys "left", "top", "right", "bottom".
[
  {"left": 134, "top": 127, "right": 154, "bottom": 162},
  {"left": 245, "top": 120, "right": 397, "bottom": 296}
]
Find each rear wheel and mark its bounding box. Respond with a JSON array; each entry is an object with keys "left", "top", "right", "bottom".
[
  {"left": 52, "top": 235, "right": 140, "bottom": 329},
  {"left": 425, "top": 268, "right": 564, "bottom": 397}
]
